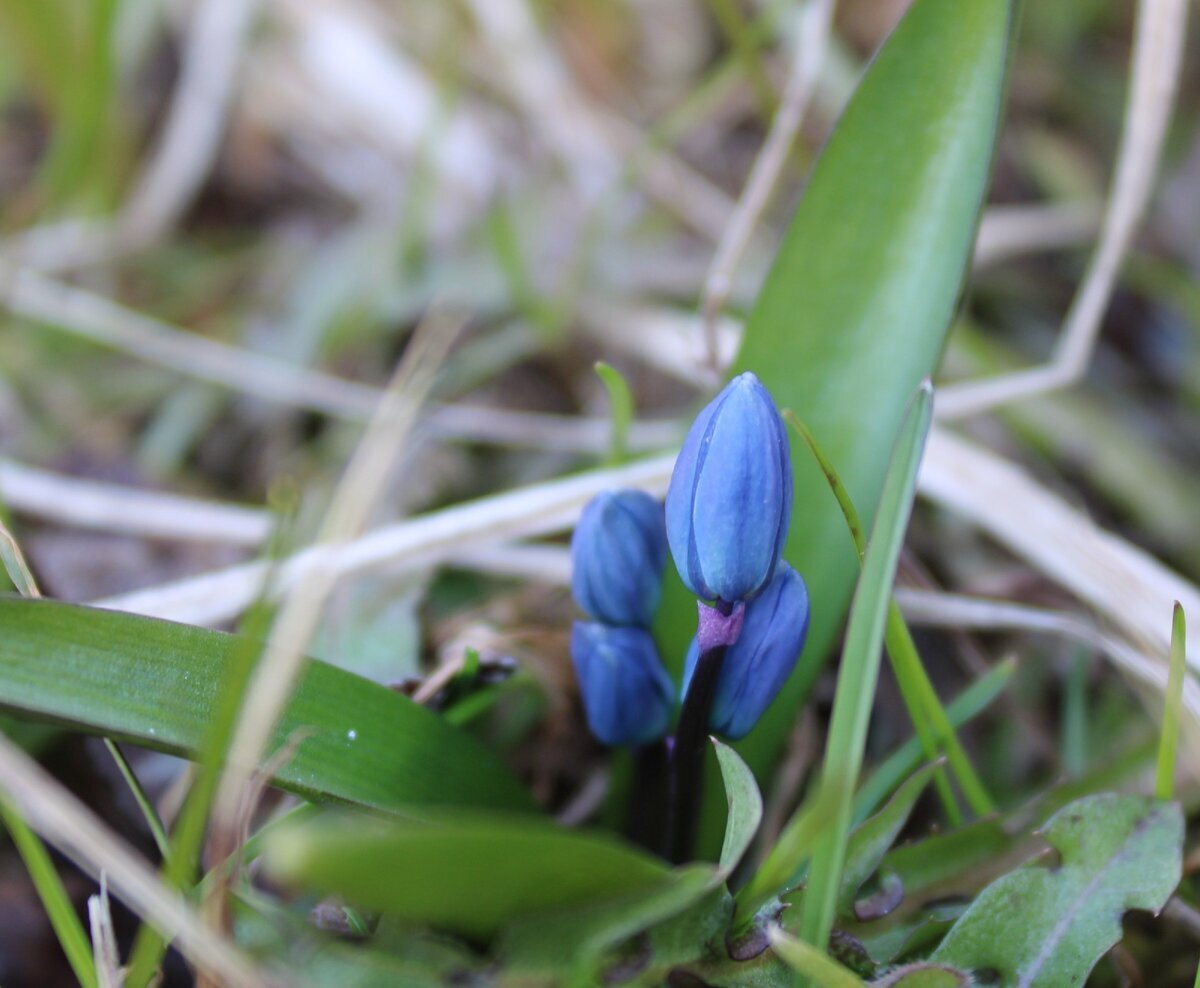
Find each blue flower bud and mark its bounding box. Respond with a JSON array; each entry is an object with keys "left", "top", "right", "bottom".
[
  {"left": 681, "top": 564, "right": 809, "bottom": 740},
  {"left": 571, "top": 622, "right": 675, "bottom": 747},
  {"left": 665, "top": 372, "right": 792, "bottom": 604},
  {"left": 571, "top": 490, "right": 666, "bottom": 628}
]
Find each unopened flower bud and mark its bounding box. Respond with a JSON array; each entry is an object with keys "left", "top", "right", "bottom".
[
  {"left": 571, "top": 490, "right": 666, "bottom": 628},
  {"left": 665, "top": 372, "right": 792, "bottom": 605},
  {"left": 681, "top": 563, "right": 809, "bottom": 740},
  {"left": 571, "top": 622, "right": 675, "bottom": 747}
]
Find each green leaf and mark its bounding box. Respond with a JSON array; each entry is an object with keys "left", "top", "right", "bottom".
[
  {"left": 852, "top": 658, "right": 1016, "bottom": 826},
  {"left": 1155, "top": 602, "right": 1187, "bottom": 800},
  {"left": 595, "top": 361, "right": 634, "bottom": 465},
  {"left": 933, "top": 793, "right": 1184, "bottom": 986},
  {"left": 838, "top": 762, "right": 940, "bottom": 915},
  {"left": 658, "top": 0, "right": 1017, "bottom": 850},
  {"left": 873, "top": 964, "right": 974, "bottom": 988},
  {"left": 798, "top": 382, "right": 933, "bottom": 954},
  {"left": 264, "top": 811, "right": 675, "bottom": 940},
  {"left": 501, "top": 739, "right": 761, "bottom": 983},
  {"left": 714, "top": 737, "right": 763, "bottom": 876},
  {"left": 0, "top": 596, "right": 532, "bottom": 813},
  {"left": 769, "top": 928, "right": 867, "bottom": 987}
]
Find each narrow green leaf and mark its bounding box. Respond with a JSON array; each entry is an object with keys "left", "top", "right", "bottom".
[
  {"left": 713, "top": 738, "right": 762, "bottom": 877},
  {"left": 265, "top": 812, "right": 675, "bottom": 940},
  {"left": 853, "top": 658, "right": 1016, "bottom": 825},
  {"left": 595, "top": 361, "right": 634, "bottom": 465},
  {"left": 786, "top": 408, "right": 993, "bottom": 823},
  {"left": 798, "top": 382, "right": 933, "bottom": 956},
  {"left": 1155, "top": 602, "right": 1186, "bottom": 801},
  {"left": 769, "top": 928, "right": 867, "bottom": 988},
  {"left": 838, "top": 762, "right": 940, "bottom": 915},
  {"left": 0, "top": 597, "right": 532, "bottom": 814},
  {"left": 933, "top": 794, "right": 1184, "bottom": 986},
  {"left": 0, "top": 796, "right": 98, "bottom": 988}
]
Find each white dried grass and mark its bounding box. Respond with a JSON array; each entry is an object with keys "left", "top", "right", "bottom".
[
  {"left": 210, "top": 311, "right": 461, "bottom": 843},
  {"left": 93, "top": 453, "right": 674, "bottom": 626},
  {"left": 701, "top": 0, "right": 836, "bottom": 370},
  {"left": 938, "top": 0, "right": 1188, "bottom": 418}
]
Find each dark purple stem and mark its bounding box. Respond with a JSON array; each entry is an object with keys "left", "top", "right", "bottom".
[{"left": 665, "top": 597, "right": 744, "bottom": 864}]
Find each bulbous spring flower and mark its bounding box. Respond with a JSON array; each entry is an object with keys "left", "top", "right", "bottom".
[
  {"left": 570, "top": 490, "right": 666, "bottom": 628},
  {"left": 665, "top": 372, "right": 792, "bottom": 605},
  {"left": 681, "top": 563, "right": 809, "bottom": 740},
  {"left": 571, "top": 622, "right": 675, "bottom": 747}
]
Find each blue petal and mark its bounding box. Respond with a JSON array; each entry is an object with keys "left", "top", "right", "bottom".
[
  {"left": 677, "top": 564, "right": 810, "bottom": 740},
  {"left": 570, "top": 622, "right": 675, "bottom": 747},
  {"left": 571, "top": 490, "right": 667, "bottom": 627}
]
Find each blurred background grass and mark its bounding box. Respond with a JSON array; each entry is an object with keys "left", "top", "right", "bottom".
[{"left": 0, "top": 0, "right": 1198, "bottom": 983}]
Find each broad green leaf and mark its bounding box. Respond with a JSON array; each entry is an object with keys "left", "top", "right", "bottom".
[
  {"left": 798, "top": 383, "right": 933, "bottom": 953},
  {"left": 655, "top": 0, "right": 1017, "bottom": 852},
  {"left": 0, "top": 596, "right": 532, "bottom": 813},
  {"left": 501, "top": 739, "right": 761, "bottom": 983},
  {"left": 264, "top": 811, "right": 675, "bottom": 940},
  {"left": 838, "top": 762, "right": 939, "bottom": 915},
  {"left": 933, "top": 793, "right": 1184, "bottom": 986}
]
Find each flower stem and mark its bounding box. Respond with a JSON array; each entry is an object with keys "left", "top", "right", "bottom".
[{"left": 665, "top": 643, "right": 727, "bottom": 864}]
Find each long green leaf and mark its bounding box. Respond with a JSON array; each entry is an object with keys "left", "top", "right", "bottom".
[
  {"left": 0, "top": 597, "right": 532, "bottom": 813},
  {"left": 265, "top": 811, "right": 675, "bottom": 940},
  {"left": 797, "top": 382, "right": 933, "bottom": 960},
  {"left": 655, "top": 0, "right": 1016, "bottom": 851}
]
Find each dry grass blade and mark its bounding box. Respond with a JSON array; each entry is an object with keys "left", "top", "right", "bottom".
[
  {"left": 0, "top": 266, "right": 674, "bottom": 452},
  {"left": 0, "top": 732, "right": 271, "bottom": 987},
  {"left": 88, "top": 878, "right": 122, "bottom": 988},
  {"left": 922, "top": 426, "right": 1200, "bottom": 735},
  {"left": 118, "top": 0, "right": 262, "bottom": 248},
  {"left": 209, "top": 310, "right": 463, "bottom": 850},
  {"left": 701, "top": 0, "right": 836, "bottom": 369},
  {"left": 93, "top": 453, "right": 674, "bottom": 625},
  {"left": 0, "top": 458, "right": 271, "bottom": 546},
  {"left": 938, "top": 0, "right": 1187, "bottom": 417}
]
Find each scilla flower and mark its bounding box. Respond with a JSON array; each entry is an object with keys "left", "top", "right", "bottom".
[
  {"left": 571, "top": 490, "right": 666, "bottom": 628},
  {"left": 665, "top": 372, "right": 792, "bottom": 606},
  {"left": 571, "top": 622, "right": 674, "bottom": 747},
  {"left": 680, "top": 563, "right": 809, "bottom": 740}
]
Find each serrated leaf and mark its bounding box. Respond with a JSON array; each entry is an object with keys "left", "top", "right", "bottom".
[
  {"left": 932, "top": 793, "right": 1184, "bottom": 986},
  {"left": 0, "top": 596, "right": 532, "bottom": 813}
]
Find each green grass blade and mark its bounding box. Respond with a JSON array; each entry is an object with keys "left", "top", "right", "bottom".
[
  {"left": 797, "top": 382, "right": 933, "bottom": 963},
  {"left": 1155, "top": 602, "right": 1187, "bottom": 801},
  {"left": 0, "top": 796, "right": 99, "bottom": 988},
  {"left": 769, "top": 928, "right": 866, "bottom": 988},
  {"left": 595, "top": 361, "right": 634, "bottom": 465},
  {"left": 852, "top": 658, "right": 1015, "bottom": 824},
  {"left": 0, "top": 597, "right": 533, "bottom": 814},
  {"left": 786, "top": 408, "right": 994, "bottom": 823},
  {"left": 102, "top": 739, "right": 171, "bottom": 863}
]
